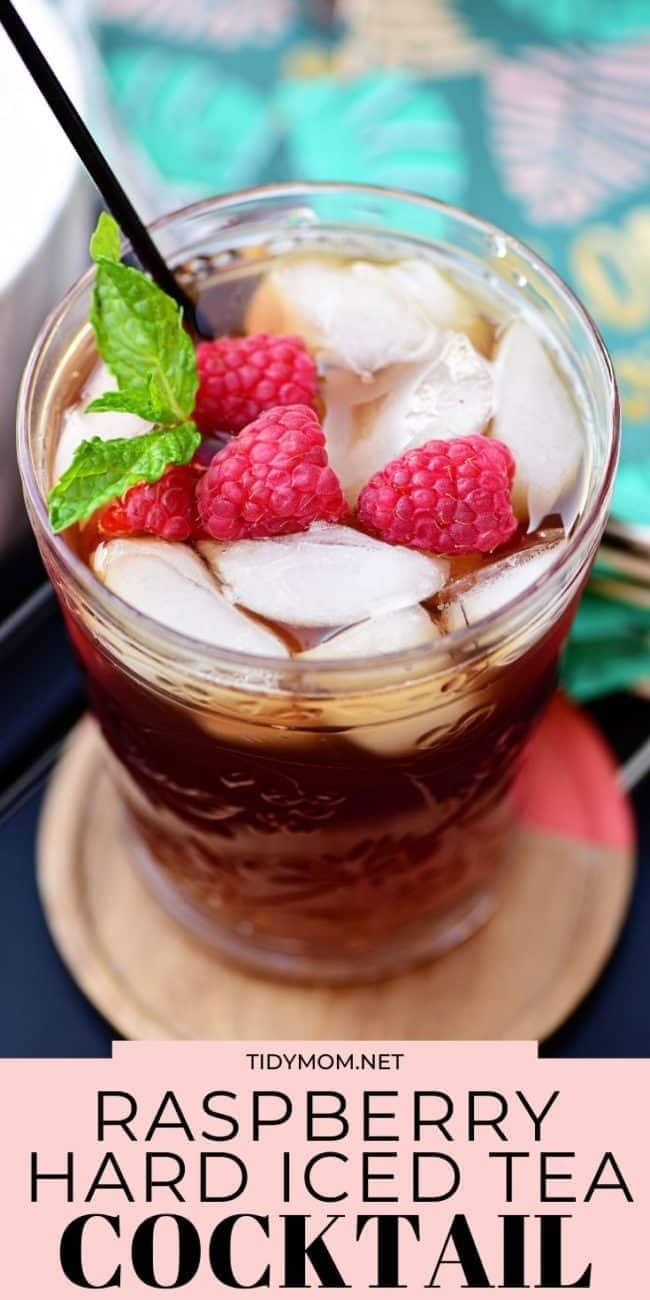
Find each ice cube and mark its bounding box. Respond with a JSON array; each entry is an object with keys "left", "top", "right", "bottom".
[
  {"left": 351, "top": 707, "right": 446, "bottom": 758},
  {"left": 371, "top": 331, "right": 494, "bottom": 447},
  {"left": 321, "top": 364, "right": 402, "bottom": 503},
  {"left": 388, "top": 259, "right": 494, "bottom": 353},
  {"left": 246, "top": 255, "right": 441, "bottom": 374},
  {"left": 350, "top": 669, "right": 488, "bottom": 757},
  {"left": 322, "top": 333, "right": 493, "bottom": 503},
  {"left": 91, "top": 538, "right": 289, "bottom": 656},
  {"left": 199, "top": 523, "right": 449, "bottom": 628},
  {"left": 54, "top": 362, "right": 151, "bottom": 478},
  {"left": 441, "top": 543, "right": 564, "bottom": 632},
  {"left": 299, "top": 605, "right": 439, "bottom": 660},
  {"left": 492, "top": 322, "right": 585, "bottom": 532}
]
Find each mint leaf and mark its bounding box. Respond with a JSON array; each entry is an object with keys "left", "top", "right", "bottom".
[
  {"left": 90, "top": 260, "right": 198, "bottom": 422},
  {"left": 48, "top": 422, "right": 200, "bottom": 532},
  {"left": 85, "top": 388, "right": 155, "bottom": 419},
  {"left": 90, "top": 212, "right": 121, "bottom": 263},
  {"left": 85, "top": 370, "right": 183, "bottom": 425}
]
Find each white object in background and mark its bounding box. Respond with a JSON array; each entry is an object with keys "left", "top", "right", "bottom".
[{"left": 0, "top": 0, "right": 92, "bottom": 555}]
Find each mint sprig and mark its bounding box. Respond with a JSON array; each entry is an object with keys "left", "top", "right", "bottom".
[
  {"left": 48, "top": 213, "right": 202, "bottom": 532},
  {"left": 88, "top": 218, "right": 198, "bottom": 423}
]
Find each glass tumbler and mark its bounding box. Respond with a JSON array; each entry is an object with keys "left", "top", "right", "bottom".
[{"left": 18, "top": 184, "right": 619, "bottom": 982}]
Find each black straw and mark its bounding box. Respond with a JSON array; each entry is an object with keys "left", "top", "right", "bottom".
[{"left": 1, "top": 0, "right": 209, "bottom": 335}]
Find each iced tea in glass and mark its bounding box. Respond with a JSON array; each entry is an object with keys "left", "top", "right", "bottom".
[{"left": 18, "top": 186, "right": 618, "bottom": 981}]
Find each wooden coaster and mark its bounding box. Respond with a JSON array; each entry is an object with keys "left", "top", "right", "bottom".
[{"left": 37, "top": 697, "right": 635, "bottom": 1042}]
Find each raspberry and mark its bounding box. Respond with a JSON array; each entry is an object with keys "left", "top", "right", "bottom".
[
  {"left": 197, "top": 404, "right": 347, "bottom": 541},
  {"left": 194, "top": 332, "right": 317, "bottom": 434},
  {"left": 357, "top": 435, "right": 518, "bottom": 555},
  {"left": 98, "top": 464, "right": 200, "bottom": 542}
]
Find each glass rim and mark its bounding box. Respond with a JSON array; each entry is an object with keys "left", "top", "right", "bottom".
[{"left": 17, "top": 181, "right": 620, "bottom": 685}]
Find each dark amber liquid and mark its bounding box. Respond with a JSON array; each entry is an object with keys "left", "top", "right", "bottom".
[{"left": 60, "top": 591, "right": 576, "bottom": 978}]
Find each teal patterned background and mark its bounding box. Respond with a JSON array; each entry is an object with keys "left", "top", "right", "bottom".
[{"left": 90, "top": 0, "right": 650, "bottom": 693}]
